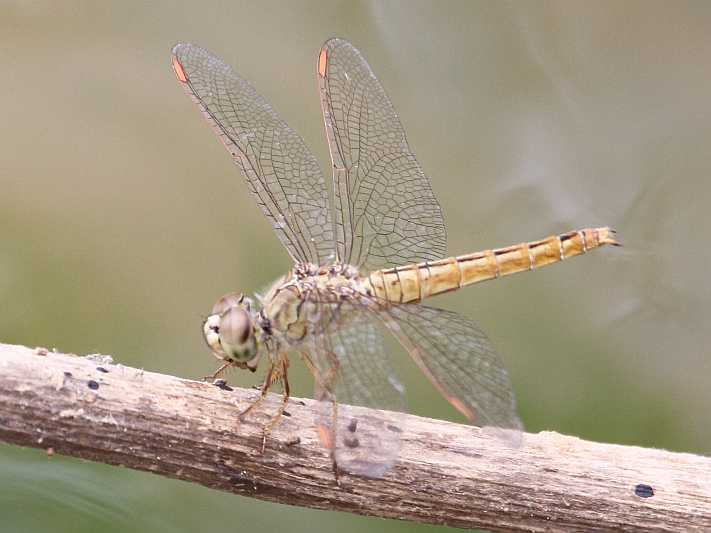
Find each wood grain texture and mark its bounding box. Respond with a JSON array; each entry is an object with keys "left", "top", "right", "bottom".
[{"left": 0, "top": 342, "right": 709, "bottom": 532}]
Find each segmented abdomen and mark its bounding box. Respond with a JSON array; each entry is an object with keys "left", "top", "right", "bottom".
[{"left": 365, "top": 227, "right": 619, "bottom": 303}]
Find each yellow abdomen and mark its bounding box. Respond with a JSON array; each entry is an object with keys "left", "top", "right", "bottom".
[{"left": 364, "top": 227, "right": 619, "bottom": 303}]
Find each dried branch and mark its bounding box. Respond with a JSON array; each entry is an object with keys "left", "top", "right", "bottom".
[{"left": 0, "top": 342, "right": 709, "bottom": 532}]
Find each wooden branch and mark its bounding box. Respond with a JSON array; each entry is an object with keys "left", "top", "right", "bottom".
[{"left": 0, "top": 343, "right": 709, "bottom": 532}]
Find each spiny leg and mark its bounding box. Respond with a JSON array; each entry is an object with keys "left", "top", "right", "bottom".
[
  {"left": 202, "top": 361, "right": 232, "bottom": 381},
  {"left": 238, "top": 363, "right": 275, "bottom": 420},
  {"left": 260, "top": 358, "right": 291, "bottom": 453}
]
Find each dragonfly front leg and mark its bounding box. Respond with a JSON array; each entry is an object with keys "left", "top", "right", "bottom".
[
  {"left": 260, "top": 358, "right": 291, "bottom": 453},
  {"left": 238, "top": 363, "right": 275, "bottom": 420},
  {"left": 202, "top": 361, "right": 232, "bottom": 381}
]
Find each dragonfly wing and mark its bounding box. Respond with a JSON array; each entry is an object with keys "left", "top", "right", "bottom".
[
  {"left": 383, "top": 303, "right": 523, "bottom": 441},
  {"left": 172, "top": 43, "right": 334, "bottom": 265},
  {"left": 303, "top": 296, "right": 405, "bottom": 477},
  {"left": 317, "top": 39, "right": 447, "bottom": 271}
]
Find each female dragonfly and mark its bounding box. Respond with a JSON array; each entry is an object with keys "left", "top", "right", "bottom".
[{"left": 171, "top": 38, "right": 618, "bottom": 478}]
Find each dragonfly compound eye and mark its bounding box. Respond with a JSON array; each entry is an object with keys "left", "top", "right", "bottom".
[
  {"left": 211, "top": 291, "right": 244, "bottom": 315},
  {"left": 202, "top": 314, "right": 222, "bottom": 354},
  {"left": 217, "top": 306, "right": 257, "bottom": 362}
]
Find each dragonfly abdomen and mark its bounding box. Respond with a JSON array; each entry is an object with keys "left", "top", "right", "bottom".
[{"left": 366, "top": 227, "right": 620, "bottom": 303}]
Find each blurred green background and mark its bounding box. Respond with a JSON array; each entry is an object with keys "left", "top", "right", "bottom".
[{"left": 2, "top": 1, "right": 710, "bottom": 532}]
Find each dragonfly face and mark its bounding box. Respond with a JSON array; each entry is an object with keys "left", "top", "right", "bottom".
[
  {"left": 172, "top": 38, "right": 617, "bottom": 479},
  {"left": 203, "top": 292, "right": 260, "bottom": 372}
]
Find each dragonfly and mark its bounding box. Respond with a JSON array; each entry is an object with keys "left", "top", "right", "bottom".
[{"left": 170, "top": 38, "right": 619, "bottom": 478}]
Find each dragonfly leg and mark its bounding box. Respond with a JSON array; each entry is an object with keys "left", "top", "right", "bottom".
[
  {"left": 330, "top": 397, "right": 341, "bottom": 486},
  {"left": 238, "top": 363, "right": 275, "bottom": 420},
  {"left": 260, "top": 358, "right": 291, "bottom": 453},
  {"left": 202, "top": 361, "right": 231, "bottom": 381}
]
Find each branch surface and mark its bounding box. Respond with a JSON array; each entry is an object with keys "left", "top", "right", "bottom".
[{"left": 0, "top": 342, "right": 709, "bottom": 532}]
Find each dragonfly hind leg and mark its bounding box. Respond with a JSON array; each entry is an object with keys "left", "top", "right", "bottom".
[{"left": 328, "top": 397, "right": 341, "bottom": 485}]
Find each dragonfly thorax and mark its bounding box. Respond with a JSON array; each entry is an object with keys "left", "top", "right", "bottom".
[{"left": 257, "top": 262, "right": 370, "bottom": 347}]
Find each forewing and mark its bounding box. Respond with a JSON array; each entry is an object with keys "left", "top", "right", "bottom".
[
  {"left": 317, "top": 38, "right": 447, "bottom": 271},
  {"left": 384, "top": 303, "right": 522, "bottom": 440},
  {"left": 303, "top": 295, "right": 405, "bottom": 477},
  {"left": 172, "top": 43, "right": 334, "bottom": 265}
]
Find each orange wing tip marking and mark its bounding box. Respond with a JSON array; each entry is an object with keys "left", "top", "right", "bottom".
[
  {"left": 317, "top": 424, "right": 334, "bottom": 449},
  {"left": 172, "top": 55, "right": 188, "bottom": 83},
  {"left": 449, "top": 397, "right": 476, "bottom": 423},
  {"left": 318, "top": 48, "right": 328, "bottom": 78}
]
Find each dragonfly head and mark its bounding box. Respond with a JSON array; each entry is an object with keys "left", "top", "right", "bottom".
[{"left": 203, "top": 292, "right": 260, "bottom": 372}]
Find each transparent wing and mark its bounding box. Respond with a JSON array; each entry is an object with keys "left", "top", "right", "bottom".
[
  {"left": 172, "top": 43, "right": 334, "bottom": 265},
  {"left": 303, "top": 294, "right": 405, "bottom": 477},
  {"left": 383, "top": 303, "right": 522, "bottom": 438},
  {"left": 317, "top": 38, "right": 447, "bottom": 271}
]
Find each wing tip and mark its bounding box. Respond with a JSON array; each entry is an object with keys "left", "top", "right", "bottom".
[
  {"left": 317, "top": 424, "right": 334, "bottom": 449},
  {"left": 321, "top": 37, "right": 343, "bottom": 49},
  {"left": 171, "top": 51, "right": 188, "bottom": 83},
  {"left": 449, "top": 397, "right": 477, "bottom": 423},
  {"left": 170, "top": 42, "right": 185, "bottom": 55},
  {"left": 317, "top": 47, "right": 328, "bottom": 78},
  {"left": 318, "top": 37, "right": 355, "bottom": 78}
]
